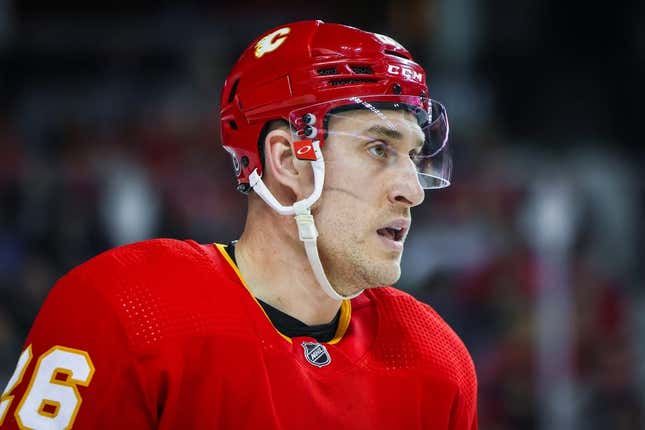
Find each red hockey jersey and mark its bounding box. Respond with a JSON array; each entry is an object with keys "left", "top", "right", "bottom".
[{"left": 0, "top": 239, "right": 477, "bottom": 429}]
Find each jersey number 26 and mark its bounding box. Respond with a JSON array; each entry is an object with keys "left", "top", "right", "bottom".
[{"left": 0, "top": 345, "right": 94, "bottom": 430}]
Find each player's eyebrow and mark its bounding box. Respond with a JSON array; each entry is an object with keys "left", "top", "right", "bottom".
[{"left": 363, "top": 124, "right": 424, "bottom": 149}]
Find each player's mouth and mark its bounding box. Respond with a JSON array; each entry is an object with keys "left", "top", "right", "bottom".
[{"left": 376, "top": 219, "right": 409, "bottom": 252}]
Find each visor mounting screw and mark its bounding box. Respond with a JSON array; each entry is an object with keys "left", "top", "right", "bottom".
[
  {"left": 420, "top": 91, "right": 427, "bottom": 100},
  {"left": 304, "top": 125, "right": 318, "bottom": 139},
  {"left": 303, "top": 113, "right": 316, "bottom": 125},
  {"left": 392, "top": 83, "right": 402, "bottom": 94},
  {"left": 236, "top": 183, "right": 251, "bottom": 194},
  {"left": 241, "top": 156, "right": 249, "bottom": 167}
]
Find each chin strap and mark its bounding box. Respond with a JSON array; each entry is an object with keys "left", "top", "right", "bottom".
[
  {"left": 248, "top": 139, "right": 364, "bottom": 301},
  {"left": 294, "top": 204, "right": 364, "bottom": 300}
]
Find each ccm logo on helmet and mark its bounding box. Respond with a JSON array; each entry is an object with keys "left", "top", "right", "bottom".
[
  {"left": 255, "top": 27, "right": 291, "bottom": 58},
  {"left": 387, "top": 64, "right": 423, "bottom": 83}
]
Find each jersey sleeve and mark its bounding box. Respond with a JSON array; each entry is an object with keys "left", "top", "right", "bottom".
[{"left": 0, "top": 267, "right": 158, "bottom": 430}]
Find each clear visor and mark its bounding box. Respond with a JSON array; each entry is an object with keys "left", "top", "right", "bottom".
[{"left": 289, "top": 95, "right": 451, "bottom": 189}]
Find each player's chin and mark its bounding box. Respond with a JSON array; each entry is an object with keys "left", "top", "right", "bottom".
[{"left": 367, "top": 258, "right": 402, "bottom": 287}]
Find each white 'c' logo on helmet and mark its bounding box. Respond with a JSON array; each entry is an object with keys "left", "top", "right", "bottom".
[{"left": 255, "top": 27, "right": 291, "bottom": 58}]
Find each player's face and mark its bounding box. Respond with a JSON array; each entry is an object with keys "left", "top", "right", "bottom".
[{"left": 312, "top": 109, "right": 425, "bottom": 294}]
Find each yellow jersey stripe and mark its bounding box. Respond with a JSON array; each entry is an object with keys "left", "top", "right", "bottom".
[{"left": 214, "top": 243, "right": 351, "bottom": 345}]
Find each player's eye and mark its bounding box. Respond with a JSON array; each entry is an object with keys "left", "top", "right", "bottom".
[{"left": 366, "top": 141, "right": 390, "bottom": 159}]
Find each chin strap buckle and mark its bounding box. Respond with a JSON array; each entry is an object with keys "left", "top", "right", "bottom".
[
  {"left": 294, "top": 211, "right": 318, "bottom": 242},
  {"left": 294, "top": 200, "right": 318, "bottom": 242}
]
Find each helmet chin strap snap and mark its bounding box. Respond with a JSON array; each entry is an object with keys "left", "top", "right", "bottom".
[{"left": 248, "top": 139, "right": 364, "bottom": 301}]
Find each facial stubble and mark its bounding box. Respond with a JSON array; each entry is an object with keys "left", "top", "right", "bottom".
[{"left": 312, "top": 186, "right": 403, "bottom": 295}]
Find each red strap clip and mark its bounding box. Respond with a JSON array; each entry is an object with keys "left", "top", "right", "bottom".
[{"left": 293, "top": 140, "right": 318, "bottom": 161}]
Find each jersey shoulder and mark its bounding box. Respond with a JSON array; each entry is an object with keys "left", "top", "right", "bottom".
[
  {"left": 7, "top": 239, "right": 236, "bottom": 429},
  {"left": 362, "top": 286, "right": 478, "bottom": 429},
  {"left": 364, "top": 286, "right": 477, "bottom": 388},
  {"left": 52, "top": 239, "right": 245, "bottom": 352},
  {"left": 70, "top": 238, "right": 229, "bottom": 287}
]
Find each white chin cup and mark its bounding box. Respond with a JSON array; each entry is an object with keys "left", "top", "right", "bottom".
[{"left": 249, "top": 140, "right": 364, "bottom": 300}]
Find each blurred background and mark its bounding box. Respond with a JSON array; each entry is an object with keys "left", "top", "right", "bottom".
[{"left": 0, "top": 0, "right": 643, "bottom": 428}]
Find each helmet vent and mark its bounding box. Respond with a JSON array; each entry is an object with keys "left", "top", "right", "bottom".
[
  {"left": 329, "top": 78, "right": 378, "bottom": 86},
  {"left": 385, "top": 50, "right": 411, "bottom": 60},
  {"left": 229, "top": 120, "right": 238, "bottom": 130},
  {"left": 227, "top": 78, "right": 240, "bottom": 103},
  {"left": 350, "top": 65, "right": 374, "bottom": 74},
  {"left": 317, "top": 67, "right": 338, "bottom": 75}
]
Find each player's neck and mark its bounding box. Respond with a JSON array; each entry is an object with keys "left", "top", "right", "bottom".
[{"left": 235, "top": 213, "right": 342, "bottom": 326}]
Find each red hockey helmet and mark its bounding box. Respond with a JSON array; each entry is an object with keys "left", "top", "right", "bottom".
[{"left": 220, "top": 20, "right": 445, "bottom": 193}]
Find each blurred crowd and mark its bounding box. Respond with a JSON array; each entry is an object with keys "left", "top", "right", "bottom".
[{"left": 1, "top": 1, "right": 643, "bottom": 429}]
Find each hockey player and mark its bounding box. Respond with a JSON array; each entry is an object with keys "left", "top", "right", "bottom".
[{"left": 0, "top": 20, "right": 477, "bottom": 429}]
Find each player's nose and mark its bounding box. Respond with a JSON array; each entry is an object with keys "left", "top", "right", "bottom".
[{"left": 387, "top": 159, "right": 425, "bottom": 208}]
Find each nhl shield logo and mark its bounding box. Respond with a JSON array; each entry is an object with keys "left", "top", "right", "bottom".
[{"left": 301, "top": 342, "right": 331, "bottom": 368}]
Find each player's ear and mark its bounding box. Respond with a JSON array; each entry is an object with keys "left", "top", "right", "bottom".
[{"left": 263, "top": 128, "right": 313, "bottom": 201}]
